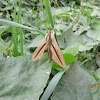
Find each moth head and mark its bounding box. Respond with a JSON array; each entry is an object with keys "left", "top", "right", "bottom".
[{"left": 51, "top": 30, "right": 55, "bottom": 35}]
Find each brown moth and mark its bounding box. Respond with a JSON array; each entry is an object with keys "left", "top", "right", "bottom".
[{"left": 32, "top": 31, "right": 65, "bottom": 68}]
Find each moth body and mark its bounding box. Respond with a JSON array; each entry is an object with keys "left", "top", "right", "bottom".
[{"left": 32, "top": 31, "right": 65, "bottom": 68}]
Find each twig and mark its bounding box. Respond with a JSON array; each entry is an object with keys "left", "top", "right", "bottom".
[
  {"left": 68, "top": 0, "right": 84, "bottom": 29},
  {"left": 84, "top": 54, "right": 96, "bottom": 63}
]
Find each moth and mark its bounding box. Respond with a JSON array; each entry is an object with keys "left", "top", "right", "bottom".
[{"left": 32, "top": 31, "right": 65, "bottom": 68}]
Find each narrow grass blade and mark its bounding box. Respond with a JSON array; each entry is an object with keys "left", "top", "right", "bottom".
[
  {"left": 0, "top": 19, "right": 35, "bottom": 30},
  {"left": 0, "top": 38, "right": 7, "bottom": 47},
  {"left": 0, "top": 19, "right": 45, "bottom": 37},
  {"left": 43, "top": 0, "right": 54, "bottom": 29},
  {"left": 19, "top": 7, "right": 24, "bottom": 56},
  {"left": 0, "top": 26, "right": 9, "bottom": 37},
  {"left": 12, "top": 0, "right": 18, "bottom": 56},
  {"left": 40, "top": 71, "right": 65, "bottom": 100}
]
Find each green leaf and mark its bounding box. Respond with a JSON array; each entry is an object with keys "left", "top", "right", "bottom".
[
  {"left": 99, "top": 89, "right": 100, "bottom": 100},
  {"left": 59, "top": 13, "right": 70, "bottom": 16},
  {"left": 54, "top": 7, "right": 70, "bottom": 15},
  {"left": 80, "top": 15, "right": 88, "bottom": 28},
  {"left": 74, "top": 25, "right": 89, "bottom": 35},
  {"left": 86, "top": 29, "right": 100, "bottom": 41},
  {"left": 0, "top": 38, "right": 7, "bottom": 50},
  {"left": 12, "top": 0, "right": 19, "bottom": 57},
  {"left": 58, "top": 27, "right": 73, "bottom": 49},
  {"left": 41, "top": 71, "right": 65, "bottom": 100},
  {"left": 96, "top": 55, "right": 100, "bottom": 68},
  {"left": 63, "top": 53, "right": 77, "bottom": 65},
  {"left": 96, "top": 68, "right": 100, "bottom": 78},
  {"left": 52, "top": 53, "right": 77, "bottom": 69},
  {"left": 3, "top": 5, "right": 13, "bottom": 11},
  {"left": 66, "top": 35, "right": 86, "bottom": 49},
  {"left": 27, "top": 35, "right": 44, "bottom": 48},
  {"left": 43, "top": 0, "right": 54, "bottom": 29},
  {"left": 0, "top": 19, "right": 45, "bottom": 37},
  {"left": 96, "top": 68, "right": 100, "bottom": 99},
  {"left": 0, "top": 18, "right": 35, "bottom": 30},
  {"left": 0, "top": 55, "right": 53, "bottom": 100},
  {"left": 58, "top": 27, "right": 97, "bottom": 52},
  {"left": 91, "top": 9, "right": 100, "bottom": 16},
  {"left": 19, "top": 7, "right": 24, "bottom": 56},
  {"left": 0, "top": 0, "right": 9, "bottom": 5},
  {"left": 0, "top": 26, "right": 9, "bottom": 36},
  {"left": 0, "top": 51, "right": 4, "bottom": 58},
  {"left": 55, "top": 24, "right": 66, "bottom": 31},
  {"left": 51, "top": 62, "right": 98, "bottom": 100},
  {"left": 62, "top": 46, "right": 79, "bottom": 56}
]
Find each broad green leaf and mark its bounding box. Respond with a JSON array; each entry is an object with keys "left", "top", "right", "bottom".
[
  {"left": 3, "top": 6, "right": 13, "bottom": 11},
  {"left": 74, "top": 25, "right": 89, "bottom": 35},
  {"left": 99, "top": 89, "right": 100, "bottom": 100},
  {"left": 63, "top": 53, "right": 77, "bottom": 65},
  {"left": 27, "top": 35, "right": 44, "bottom": 48},
  {"left": 58, "top": 25, "right": 100, "bottom": 51},
  {"left": 58, "top": 27, "right": 90, "bottom": 51},
  {"left": 62, "top": 46, "right": 79, "bottom": 56},
  {"left": 0, "top": 0, "right": 9, "bottom": 5},
  {"left": 86, "top": 29, "right": 100, "bottom": 41},
  {"left": 66, "top": 35, "right": 86, "bottom": 49},
  {"left": 58, "top": 27, "right": 99, "bottom": 52},
  {"left": 0, "top": 55, "right": 53, "bottom": 100},
  {"left": 96, "top": 55, "right": 100, "bottom": 68},
  {"left": 96, "top": 68, "right": 100, "bottom": 78},
  {"left": 55, "top": 24, "right": 66, "bottom": 31},
  {"left": 52, "top": 53, "right": 77, "bottom": 69},
  {"left": 78, "top": 41, "right": 99, "bottom": 51},
  {"left": 58, "top": 27, "right": 73, "bottom": 49},
  {"left": 80, "top": 15, "right": 88, "bottom": 28},
  {"left": 83, "top": 2, "right": 93, "bottom": 9},
  {"left": 91, "top": 9, "right": 100, "bottom": 16},
  {"left": 51, "top": 62, "right": 98, "bottom": 100},
  {"left": 54, "top": 7, "right": 70, "bottom": 15}
]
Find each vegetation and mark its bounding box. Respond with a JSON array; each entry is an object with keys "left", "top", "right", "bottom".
[{"left": 0, "top": 0, "right": 100, "bottom": 100}]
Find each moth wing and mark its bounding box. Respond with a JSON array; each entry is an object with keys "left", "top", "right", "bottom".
[
  {"left": 51, "top": 33, "right": 65, "bottom": 68},
  {"left": 32, "top": 37, "right": 47, "bottom": 61},
  {"left": 51, "top": 45, "right": 64, "bottom": 68}
]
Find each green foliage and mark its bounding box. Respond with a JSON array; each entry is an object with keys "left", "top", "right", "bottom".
[
  {"left": 12, "top": 0, "right": 19, "bottom": 56},
  {"left": 41, "top": 71, "right": 65, "bottom": 100},
  {"left": 0, "top": 55, "right": 53, "bottom": 100},
  {"left": 43, "top": 0, "right": 54, "bottom": 29},
  {"left": 51, "top": 62, "right": 98, "bottom": 100},
  {"left": 0, "top": 0, "right": 100, "bottom": 100}
]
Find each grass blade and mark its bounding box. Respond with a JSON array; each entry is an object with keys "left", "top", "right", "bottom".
[
  {"left": 0, "top": 18, "right": 35, "bottom": 30},
  {"left": 43, "top": 0, "right": 54, "bottom": 29},
  {"left": 40, "top": 71, "right": 65, "bottom": 100},
  {"left": 0, "top": 38, "right": 7, "bottom": 47},
  {"left": 0, "top": 19, "right": 45, "bottom": 37},
  {"left": 12, "top": 0, "right": 18, "bottom": 56},
  {"left": 19, "top": 7, "right": 24, "bottom": 56}
]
